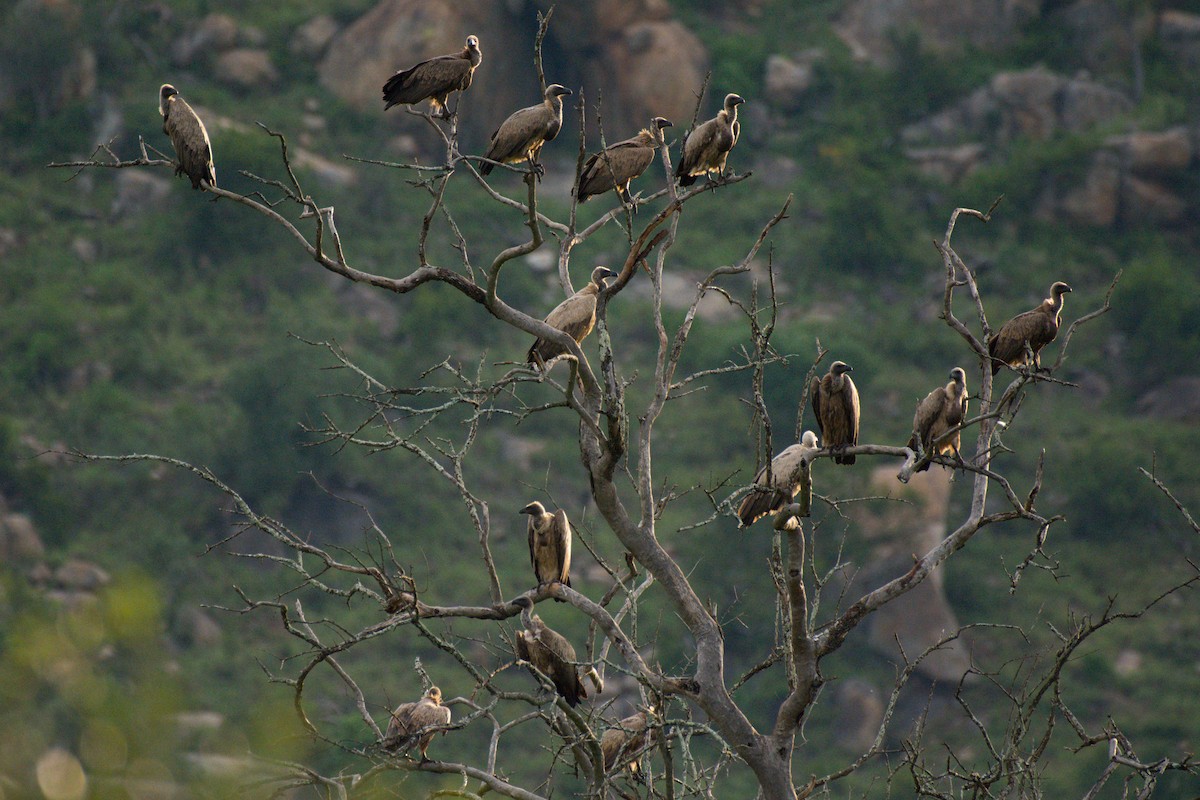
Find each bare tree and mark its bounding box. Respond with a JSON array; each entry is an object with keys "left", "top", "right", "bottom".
[{"left": 53, "top": 25, "right": 1199, "bottom": 800}]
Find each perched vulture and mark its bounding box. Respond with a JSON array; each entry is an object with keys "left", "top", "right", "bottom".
[
  {"left": 675, "top": 93, "right": 744, "bottom": 186},
  {"left": 512, "top": 597, "right": 589, "bottom": 707},
  {"left": 520, "top": 501, "right": 571, "bottom": 589},
  {"left": 479, "top": 84, "right": 572, "bottom": 176},
  {"left": 601, "top": 709, "right": 654, "bottom": 773},
  {"left": 811, "top": 361, "right": 860, "bottom": 465},
  {"left": 384, "top": 686, "right": 452, "bottom": 760},
  {"left": 382, "top": 34, "right": 482, "bottom": 118},
  {"left": 737, "top": 431, "right": 820, "bottom": 528},
  {"left": 159, "top": 84, "right": 216, "bottom": 190},
  {"left": 988, "top": 281, "right": 1073, "bottom": 375},
  {"left": 575, "top": 117, "right": 673, "bottom": 207},
  {"left": 907, "top": 367, "right": 968, "bottom": 472},
  {"left": 526, "top": 266, "right": 616, "bottom": 368}
]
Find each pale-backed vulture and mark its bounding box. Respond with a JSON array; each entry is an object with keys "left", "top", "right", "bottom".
[
  {"left": 575, "top": 117, "right": 672, "bottom": 207},
  {"left": 675, "top": 93, "right": 744, "bottom": 186},
  {"left": 512, "top": 597, "right": 589, "bottom": 707},
  {"left": 988, "top": 281, "right": 1072, "bottom": 375},
  {"left": 526, "top": 266, "right": 616, "bottom": 368},
  {"left": 907, "top": 367, "right": 968, "bottom": 472},
  {"left": 382, "top": 35, "right": 482, "bottom": 118},
  {"left": 479, "top": 84, "right": 572, "bottom": 176},
  {"left": 520, "top": 501, "right": 571, "bottom": 589},
  {"left": 601, "top": 708, "right": 654, "bottom": 773},
  {"left": 159, "top": 84, "right": 216, "bottom": 190},
  {"left": 384, "top": 686, "right": 452, "bottom": 760},
  {"left": 737, "top": 430, "right": 820, "bottom": 528},
  {"left": 811, "top": 361, "right": 860, "bottom": 465}
]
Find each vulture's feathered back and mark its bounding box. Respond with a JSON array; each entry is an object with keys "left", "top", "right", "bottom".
[
  {"left": 159, "top": 84, "right": 216, "bottom": 190},
  {"left": 988, "top": 281, "right": 1072, "bottom": 375},
  {"left": 811, "top": 361, "right": 859, "bottom": 465},
  {"left": 382, "top": 35, "right": 482, "bottom": 117},
  {"left": 480, "top": 84, "right": 572, "bottom": 176},
  {"left": 737, "top": 431, "right": 820, "bottom": 528},
  {"left": 526, "top": 266, "right": 616, "bottom": 368},
  {"left": 908, "top": 367, "right": 968, "bottom": 471},
  {"left": 675, "top": 93, "right": 743, "bottom": 186}
]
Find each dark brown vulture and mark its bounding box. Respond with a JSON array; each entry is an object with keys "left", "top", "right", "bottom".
[
  {"left": 574, "top": 117, "right": 672, "bottom": 207},
  {"left": 384, "top": 686, "right": 452, "bottom": 760},
  {"left": 526, "top": 266, "right": 616, "bottom": 368},
  {"left": 512, "top": 597, "right": 588, "bottom": 707},
  {"left": 907, "top": 367, "right": 968, "bottom": 472},
  {"left": 675, "top": 93, "right": 744, "bottom": 186},
  {"left": 811, "top": 361, "right": 860, "bottom": 465},
  {"left": 737, "top": 431, "right": 820, "bottom": 528},
  {"left": 159, "top": 84, "right": 216, "bottom": 190},
  {"left": 382, "top": 34, "right": 482, "bottom": 118},
  {"left": 479, "top": 84, "right": 572, "bottom": 176},
  {"left": 988, "top": 281, "right": 1072, "bottom": 375},
  {"left": 601, "top": 708, "right": 654, "bottom": 773},
  {"left": 520, "top": 501, "right": 571, "bottom": 589}
]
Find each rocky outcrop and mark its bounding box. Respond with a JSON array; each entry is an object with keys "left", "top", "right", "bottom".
[
  {"left": 902, "top": 67, "right": 1132, "bottom": 149},
  {"left": 318, "top": 0, "right": 709, "bottom": 147},
  {"left": 835, "top": 0, "right": 1039, "bottom": 65},
  {"left": 855, "top": 466, "right": 972, "bottom": 683},
  {"left": 214, "top": 48, "right": 278, "bottom": 89}
]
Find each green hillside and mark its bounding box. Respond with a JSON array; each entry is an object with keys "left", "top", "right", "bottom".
[{"left": 1, "top": 0, "right": 1198, "bottom": 797}]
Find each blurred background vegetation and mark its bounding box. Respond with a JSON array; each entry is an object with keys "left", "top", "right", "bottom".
[{"left": 1, "top": 0, "right": 1198, "bottom": 796}]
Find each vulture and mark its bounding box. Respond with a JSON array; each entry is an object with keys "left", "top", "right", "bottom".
[
  {"left": 811, "top": 361, "right": 860, "bottom": 465},
  {"left": 737, "top": 431, "right": 820, "bottom": 528},
  {"left": 574, "top": 117, "right": 673, "bottom": 207},
  {"left": 675, "top": 93, "right": 744, "bottom": 186},
  {"left": 384, "top": 686, "right": 452, "bottom": 760},
  {"left": 512, "top": 597, "right": 589, "bottom": 707},
  {"left": 159, "top": 84, "right": 216, "bottom": 190},
  {"left": 907, "top": 367, "right": 968, "bottom": 472},
  {"left": 526, "top": 266, "right": 616, "bottom": 368},
  {"left": 382, "top": 34, "right": 482, "bottom": 118},
  {"left": 601, "top": 708, "right": 654, "bottom": 773},
  {"left": 988, "top": 281, "right": 1073, "bottom": 375},
  {"left": 479, "top": 84, "right": 572, "bottom": 176},
  {"left": 520, "top": 501, "right": 572, "bottom": 589}
]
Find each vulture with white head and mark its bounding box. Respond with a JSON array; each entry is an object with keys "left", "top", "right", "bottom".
[
  {"left": 675, "top": 93, "right": 744, "bottom": 186},
  {"left": 811, "top": 361, "right": 860, "bottom": 465},
  {"left": 988, "top": 281, "right": 1072, "bottom": 375},
  {"left": 737, "top": 431, "right": 820, "bottom": 527},
  {"left": 480, "top": 84, "right": 572, "bottom": 176},
  {"left": 159, "top": 84, "right": 216, "bottom": 190},
  {"left": 382, "top": 35, "right": 482, "bottom": 118},
  {"left": 908, "top": 367, "right": 968, "bottom": 471}
]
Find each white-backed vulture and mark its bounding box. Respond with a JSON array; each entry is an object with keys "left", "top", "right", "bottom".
[
  {"left": 601, "top": 708, "right": 654, "bottom": 773},
  {"left": 811, "top": 361, "right": 860, "bottom": 465},
  {"left": 988, "top": 281, "right": 1072, "bottom": 375},
  {"left": 520, "top": 501, "right": 571, "bottom": 589},
  {"left": 382, "top": 35, "right": 482, "bottom": 118},
  {"left": 512, "top": 597, "right": 588, "bottom": 707},
  {"left": 479, "top": 84, "right": 572, "bottom": 176},
  {"left": 526, "top": 266, "right": 616, "bottom": 368},
  {"left": 737, "top": 431, "right": 820, "bottom": 528},
  {"left": 159, "top": 84, "right": 216, "bottom": 190},
  {"left": 675, "top": 93, "right": 744, "bottom": 186},
  {"left": 384, "top": 686, "right": 452, "bottom": 760},
  {"left": 908, "top": 367, "right": 968, "bottom": 472},
  {"left": 575, "top": 117, "right": 672, "bottom": 207}
]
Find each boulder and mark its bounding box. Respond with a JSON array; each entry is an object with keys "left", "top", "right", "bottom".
[
  {"left": 1159, "top": 10, "right": 1200, "bottom": 67},
  {"left": 596, "top": 21, "right": 709, "bottom": 134},
  {"left": 835, "top": 0, "right": 1039, "bottom": 65},
  {"left": 829, "top": 679, "right": 885, "bottom": 751},
  {"left": 54, "top": 558, "right": 111, "bottom": 591},
  {"left": 1040, "top": 149, "right": 1121, "bottom": 226},
  {"left": 290, "top": 15, "right": 340, "bottom": 59},
  {"left": 904, "top": 143, "right": 986, "bottom": 183},
  {"left": 214, "top": 48, "right": 278, "bottom": 89},
  {"left": 1108, "top": 127, "right": 1192, "bottom": 176},
  {"left": 531, "top": 0, "right": 672, "bottom": 45},
  {"left": 1121, "top": 175, "right": 1188, "bottom": 225},
  {"left": 0, "top": 513, "right": 45, "bottom": 560},
  {"left": 171, "top": 13, "right": 239, "bottom": 66},
  {"left": 764, "top": 51, "right": 822, "bottom": 111},
  {"left": 856, "top": 466, "right": 972, "bottom": 683}
]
